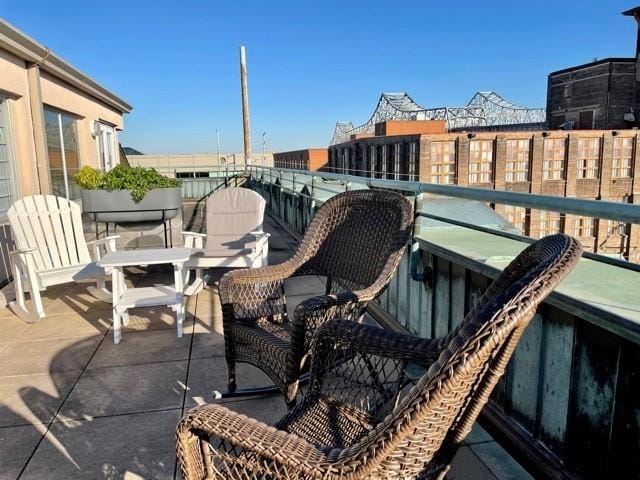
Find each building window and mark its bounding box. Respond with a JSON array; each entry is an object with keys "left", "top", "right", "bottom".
[
  {"left": 469, "top": 140, "right": 493, "bottom": 184},
  {"left": 380, "top": 145, "right": 387, "bottom": 177},
  {"left": 369, "top": 145, "right": 376, "bottom": 178},
  {"left": 538, "top": 211, "right": 563, "bottom": 238},
  {"left": 408, "top": 142, "right": 417, "bottom": 181},
  {"left": 543, "top": 138, "right": 566, "bottom": 180},
  {"left": 430, "top": 141, "right": 456, "bottom": 184},
  {"left": 361, "top": 145, "right": 367, "bottom": 176},
  {"left": 505, "top": 139, "right": 530, "bottom": 182},
  {"left": 607, "top": 220, "right": 629, "bottom": 236},
  {"left": 393, "top": 143, "right": 401, "bottom": 180},
  {"left": 611, "top": 137, "right": 633, "bottom": 178},
  {"left": 576, "top": 138, "right": 600, "bottom": 179},
  {"left": 503, "top": 205, "right": 527, "bottom": 234},
  {"left": 574, "top": 217, "right": 595, "bottom": 238},
  {"left": 44, "top": 107, "right": 81, "bottom": 200}
]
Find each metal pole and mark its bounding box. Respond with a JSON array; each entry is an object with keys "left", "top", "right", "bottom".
[
  {"left": 56, "top": 113, "right": 70, "bottom": 200},
  {"left": 216, "top": 129, "right": 221, "bottom": 164},
  {"left": 262, "top": 131, "right": 266, "bottom": 166},
  {"left": 239, "top": 46, "right": 252, "bottom": 166}
]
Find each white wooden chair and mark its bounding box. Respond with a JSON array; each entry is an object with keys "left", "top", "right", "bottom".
[
  {"left": 182, "top": 188, "right": 269, "bottom": 296},
  {"left": 8, "top": 195, "right": 118, "bottom": 322}
]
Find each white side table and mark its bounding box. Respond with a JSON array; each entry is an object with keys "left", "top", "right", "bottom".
[{"left": 98, "top": 248, "right": 191, "bottom": 344}]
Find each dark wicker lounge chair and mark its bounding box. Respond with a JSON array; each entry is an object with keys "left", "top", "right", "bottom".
[
  {"left": 217, "top": 189, "right": 414, "bottom": 406},
  {"left": 177, "top": 234, "right": 582, "bottom": 479}
]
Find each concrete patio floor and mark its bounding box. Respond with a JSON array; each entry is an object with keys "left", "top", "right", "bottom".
[{"left": 0, "top": 215, "right": 531, "bottom": 479}]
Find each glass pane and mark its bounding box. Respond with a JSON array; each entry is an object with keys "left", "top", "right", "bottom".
[{"left": 44, "top": 108, "right": 81, "bottom": 199}]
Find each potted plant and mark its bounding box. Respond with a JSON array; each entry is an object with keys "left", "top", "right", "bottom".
[{"left": 74, "top": 165, "right": 182, "bottom": 223}]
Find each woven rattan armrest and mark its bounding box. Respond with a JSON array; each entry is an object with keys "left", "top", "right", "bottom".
[
  {"left": 218, "top": 257, "right": 303, "bottom": 304},
  {"left": 311, "top": 319, "right": 441, "bottom": 363},
  {"left": 177, "top": 404, "right": 330, "bottom": 479}
]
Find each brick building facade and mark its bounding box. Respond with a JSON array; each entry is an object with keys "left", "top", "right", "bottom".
[
  {"left": 273, "top": 149, "right": 328, "bottom": 171},
  {"left": 328, "top": 130, "right": 640, "bottom": 262},
  {"left": 547, "top": 59, "right": 638, "bottom": 130}
]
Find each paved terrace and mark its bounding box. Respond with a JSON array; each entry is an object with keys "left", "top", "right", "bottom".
[{"left": 0, "top": 215, "right": 531, "bottom": 479}]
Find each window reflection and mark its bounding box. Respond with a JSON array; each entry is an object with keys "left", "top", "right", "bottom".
[{"left": 44, "top": 107, "right": 80, "bottom": 199}]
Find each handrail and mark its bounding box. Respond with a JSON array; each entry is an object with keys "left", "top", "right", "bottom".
[{"left": 247, "top": 165, "right": 640, "bottom": 224}]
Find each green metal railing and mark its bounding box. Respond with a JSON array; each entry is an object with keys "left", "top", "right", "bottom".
[{"left": 227, "top": 164, "right": 639, "bottom": 480}]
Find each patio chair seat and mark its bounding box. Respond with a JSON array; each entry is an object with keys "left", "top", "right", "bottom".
[
  {"left": 187, "top": 234, "right": 263, "bottom": 267},
  {"left": 276, "top": 394, "right": 375, "bottom": 449},
  {"left": 230, "top": 319, "right": 293, "bottom": 390},
  {"left": 37, "top": 262, "right": 107, "bottom": 287}
]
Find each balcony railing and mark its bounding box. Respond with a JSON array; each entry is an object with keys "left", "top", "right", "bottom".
[{"left": 195, "top": 164, "right": 639, "bottom": 480}]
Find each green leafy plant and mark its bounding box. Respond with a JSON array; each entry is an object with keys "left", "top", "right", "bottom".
[
  {"left": 74, "top": 166, "right": 104, "bottom": 190},
  {"left": 73, "top": 165, "right": 181, "bottom": 203}
]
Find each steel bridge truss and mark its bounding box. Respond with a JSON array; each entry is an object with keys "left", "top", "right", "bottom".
[{"left": 330, "top": 91, "right": 546, "bottom": 145}]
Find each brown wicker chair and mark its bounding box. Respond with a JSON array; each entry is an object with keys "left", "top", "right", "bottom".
[
  {"left": 217, "top": 189, "right": 414, "bottom": 406},
  {"left": 177, "top": 234, "right": 582, "bottom": 479}
]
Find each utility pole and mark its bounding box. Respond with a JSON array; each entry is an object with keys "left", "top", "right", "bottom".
[
  {"left": 239, "top": 46, "right": 251, "bottom": 166},
  {"left": 216, "top": 129, "right": 221, "bottom": 164},
  {"left": 262, "top": 131, "right": 266, "bottom": 166}
]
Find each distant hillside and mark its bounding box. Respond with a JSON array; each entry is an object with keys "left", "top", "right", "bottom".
[{"left": 122, "top": 147, "right": 144, "bottom": 155}]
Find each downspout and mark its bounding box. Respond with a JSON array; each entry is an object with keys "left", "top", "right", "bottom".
[{"left": 26, "top": 47, "right": 52, "bottom": 194}]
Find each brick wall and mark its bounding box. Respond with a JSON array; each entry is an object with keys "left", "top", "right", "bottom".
[
  {"left": 274, "top": 149, "right": 328, "bottom": 171},
  {"left": 547, "top": 59, "right": 638, "bottom": 129},
  {"left": 329, "top": 129, "right": 638, "bottom": 261}
]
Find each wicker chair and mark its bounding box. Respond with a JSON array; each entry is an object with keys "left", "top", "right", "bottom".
[
  {"left": 218, "top": 189, "right": 414, "bottom": 407},
  {"left": 177, "top": 234, "right": 582, "bottom": 479}
]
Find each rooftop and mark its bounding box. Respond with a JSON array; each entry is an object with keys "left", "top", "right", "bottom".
[{"left": 0, "top": 214, "right": 531, "bottom": 479}]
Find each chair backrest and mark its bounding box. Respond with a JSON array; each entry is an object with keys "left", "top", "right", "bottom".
[
  {"left": 8, "top": 195, "right": 91, "bottom": 272},
  {"left": 294, "top": 189, "right": 413, "bottom": 292},
  {"left": 205, "top": 188, "right": 266, "bottom": 250},
  {"left": 313, "top": 234, "right": 582, "bottom": 478}
]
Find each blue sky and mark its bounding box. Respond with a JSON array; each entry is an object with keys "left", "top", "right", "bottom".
[{"left": 1, "top": 0, "right": 636, "bottom": 154}]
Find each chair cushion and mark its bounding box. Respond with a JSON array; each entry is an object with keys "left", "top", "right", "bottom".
[
  {"left": 276, "top": 394, "right": 375, "bottom": 450},
  {"left": 205, "top": 188, "right": 265, "bottom": 243}
]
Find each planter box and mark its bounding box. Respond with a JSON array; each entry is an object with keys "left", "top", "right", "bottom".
[{"left": 81, "top": 187, "right": 181, "bottom": 223}]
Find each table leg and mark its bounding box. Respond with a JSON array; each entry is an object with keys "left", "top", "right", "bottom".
[
  {"left": 111, "top": 266, "right": 124, "bottom": 344},
  {"left": 113, "top": 310, "right": 122, "bottom": 344},
  {"left": 174, "top": 262, "right": 185, "bottom": 338}
]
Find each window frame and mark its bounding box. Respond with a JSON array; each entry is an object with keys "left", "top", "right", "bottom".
[
  {"left": 505, "top": 139, "right": 530, "bottom": 183},
  {"left": 430, "top": 141, "right": 456, "bottom": 184},
  {"left": 542, "top": 138, "right": 566, "bottom": 181},
  {"left": 611, "top": 137, "right": 634, "bottom": 178},
  {"left": 576, "top": 137, "right": 601, "bottom": 179},
  {"left": 469, "top": 139, "right": 494, "bottom": 184}
]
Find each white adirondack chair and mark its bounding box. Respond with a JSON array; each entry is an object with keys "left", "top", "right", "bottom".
[
  {"left": 8, "top": 195, "right": 118, "bottom": 322},
  {"left": 182, "top": 187, "right": 269, "bottom": 295}
]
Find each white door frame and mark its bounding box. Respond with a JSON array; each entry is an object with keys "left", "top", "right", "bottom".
[{"left": 96, "top": 121, "right": 118, "bottom": 171}]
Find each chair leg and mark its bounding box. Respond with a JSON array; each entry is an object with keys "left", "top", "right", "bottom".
[
  {"left": 87, "top": 278, "right": 113, "bottom": 303},
  {"left": 285, "top": 382, "right": 298, "bottom": 409},
  {"left": 227, "top": 361, "right": 237, "bottom": 394},
  {"left": 9, "top": 269, "right": 45, "bottom": 323},
  {"left": 30, "top": 281, "right": 45, "bottom": 319},
  {"left": 212, "top": 370, "right": 310, "bottom": 404},
  {"left": 184, "top": 269, "right": 205, "bottom": 296}
]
